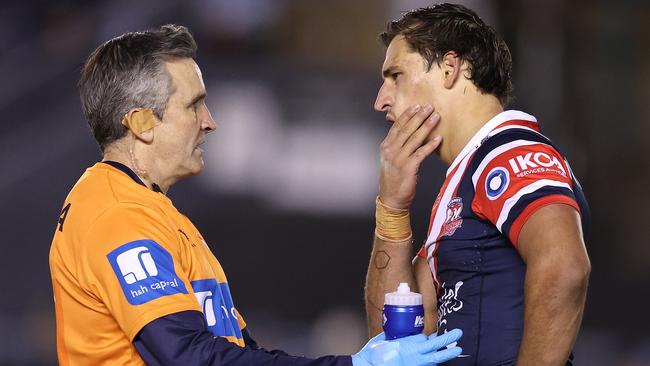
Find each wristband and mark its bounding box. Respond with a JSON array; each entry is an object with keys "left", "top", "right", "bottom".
[{"left": 375, "top": 196, "right": 412, "bottom": 242}]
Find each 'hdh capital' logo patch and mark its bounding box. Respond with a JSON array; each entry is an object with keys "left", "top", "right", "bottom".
[{"left": 107, "top": 240, "right": 188, "bottom": 305}]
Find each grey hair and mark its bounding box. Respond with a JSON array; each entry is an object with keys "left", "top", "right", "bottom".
[{"left": 79, "top": 24, "right": 197, "bottom": 152}]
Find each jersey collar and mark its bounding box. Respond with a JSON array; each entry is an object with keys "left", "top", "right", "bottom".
[
  {"left": 446, "top": 110, "right": 538, "bottom": 176},
  {"left": 101, "top": 161, "right": 163, "bottom": 193}
]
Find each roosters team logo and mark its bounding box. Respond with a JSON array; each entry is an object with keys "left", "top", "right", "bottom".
[{"left": 441, "top": 197, "right": 463, "bottom": 237}]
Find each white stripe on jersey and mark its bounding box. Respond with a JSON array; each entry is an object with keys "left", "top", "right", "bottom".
[
  {"left": 471, "top": 140, "right": 550, "bottom": 189},
  {"left": 486, "top": 125, "right": 540, "bottom": 139},
  {"left": 495, "top": 179, "right": 573, "bottom": 232},
  {"left": 426, "top": 152, "right": 475, "bottom": 250},
  {"left": 425, "top": 151, "right": 474, "bottom": 286}
]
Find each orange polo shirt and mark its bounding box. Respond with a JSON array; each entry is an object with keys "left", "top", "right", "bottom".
[{"left": 49, "top": 162, "right": 246, "bottom": 365}]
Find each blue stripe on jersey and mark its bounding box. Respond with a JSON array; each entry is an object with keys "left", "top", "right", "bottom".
[
  {"left": 471, "top": 129, "right": 554, "bottom": 173},
  {"left": 500, "top": 186, "right": 577, "bottom": 237}
]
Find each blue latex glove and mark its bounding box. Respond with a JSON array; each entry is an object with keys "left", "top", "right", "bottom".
[{"left": 352, "top": 329, "right": 463, "bottom": 366}]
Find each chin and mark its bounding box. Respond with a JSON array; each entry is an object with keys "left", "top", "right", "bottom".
[
  {"left": 191, "top": 159, "right": 205, "bottom": 176},
  {"left": 178, "top": 162, "right": 203, "bottom": 179},
  {"left": 187, "top": 165, "right": 203, "bottom": 176}
]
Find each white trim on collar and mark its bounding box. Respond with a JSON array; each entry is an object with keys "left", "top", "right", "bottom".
[{"left": 446, "top": 110, "right": 537, "bottom": 176}]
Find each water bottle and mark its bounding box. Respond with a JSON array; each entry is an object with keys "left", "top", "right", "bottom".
[{"left": 383, "top": 282, "right": 424, "bottom": 340}]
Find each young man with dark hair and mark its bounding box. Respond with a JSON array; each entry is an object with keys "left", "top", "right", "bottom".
[
  {"left": 49, "top": 24, "right": 464, "bottom": 365},
  {"left": 365, "top": 4, "right": 590, "bottom": 365}
]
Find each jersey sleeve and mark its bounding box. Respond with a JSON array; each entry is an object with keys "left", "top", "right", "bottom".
[
  {"left": 471, "top": 140, "right": 581, "bottom": 247},
  {"left": 79, "top": 203, "right": 201, "bottom": 341},
  {"left": 134, "top": 311, "right": 352, "bottom": 366}
]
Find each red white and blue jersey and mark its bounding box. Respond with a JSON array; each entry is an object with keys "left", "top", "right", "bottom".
[{"left": 418, "top": 110, "right": 589, "bottom": 365}]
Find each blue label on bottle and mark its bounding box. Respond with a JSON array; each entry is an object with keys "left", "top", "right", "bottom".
[{"left": 383, "top": 304, "right": 425, "bottom": 340}]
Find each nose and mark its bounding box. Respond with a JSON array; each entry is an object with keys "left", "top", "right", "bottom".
[
  {"left": 200, "top": 103, "right": 216, "bottom": 132},
  {"left": 374, "top": 82, "right": 392, "bottom": 113}
]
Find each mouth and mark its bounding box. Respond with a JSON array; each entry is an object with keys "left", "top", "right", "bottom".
[
  {"left": 194, "top": 140, "right": 206, "bottom": 152},
  {"left": 385, "top": 114, "right": 396, "bottom": 123}
]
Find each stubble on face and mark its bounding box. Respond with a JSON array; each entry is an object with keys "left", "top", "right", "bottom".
[
  {"left": 157, "top": 58, "right": 208, "bottom": 178},
  {"left": 381, "top": 36, "right": 445, "bottom": 143}
]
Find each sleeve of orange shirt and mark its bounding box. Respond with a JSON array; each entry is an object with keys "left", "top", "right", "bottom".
[
  {"left": 235, "top": 309, "right": 247, "bottom": 331},
  {"left": 78, "top": 202, "right": 201, "bottom": 341}
]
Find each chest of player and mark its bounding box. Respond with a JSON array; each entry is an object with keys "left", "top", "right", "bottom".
[
  {"left": 428, "top": 182, "right": 526, "bottom": 365},
  {"left": 425, "top": 173, "right": 523, "bottom": 282},
  {"left": 436, "top": 202, "right": 512, "bottom": 272}
]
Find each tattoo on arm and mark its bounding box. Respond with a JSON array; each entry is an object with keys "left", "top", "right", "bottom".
[
  {"left": 374, "top": 250, "right": 391, "bottom": 270},
  {"left": 368, "top": 251, "right": 391, "bottom": 313}
]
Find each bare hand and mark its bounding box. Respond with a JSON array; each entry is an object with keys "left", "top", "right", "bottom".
[{"left": 379, "top": 104, "right": 442, "bottom": 209}]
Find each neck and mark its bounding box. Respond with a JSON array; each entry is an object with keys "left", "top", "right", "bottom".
[
  {"left": 102, "top": 149, "right": 171, "bottom": 194},
  {"left": 438, "top": 94, "right": 504, "bottom": 166}
]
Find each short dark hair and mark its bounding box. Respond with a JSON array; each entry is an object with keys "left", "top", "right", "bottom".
[
  {"left": 380, "top": 3, "right": 514, "bottom": 106},
  {"left": 79, "top": 24, "right": 197, "bottom": 152}
]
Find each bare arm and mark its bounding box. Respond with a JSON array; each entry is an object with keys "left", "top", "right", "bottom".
[
  {"left": 414, "top": 256, "right": 438, "bottom": 335},
  {"left": 516, "top": 204, "right": 591, "bottom": 365},
  {"left": 365, "top": 249, "right": 439, "bottom": 337},
  {"left": 365, "top": 237, "right": 416, "bottom": 337},
  {"left": 364, "top": 104, "right": 442, "bottom": 337}
]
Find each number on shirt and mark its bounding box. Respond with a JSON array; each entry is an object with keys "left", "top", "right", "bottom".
[{"left": 58, "top": 203, "right": 71, "bottom": 232}]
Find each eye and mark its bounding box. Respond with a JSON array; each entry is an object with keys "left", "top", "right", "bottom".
[
  {"left": 189, "top": 100, "right": 203, "bottom": 114},
  {"left": 392, "top": 72, "right": 402, "bottom": 81}
]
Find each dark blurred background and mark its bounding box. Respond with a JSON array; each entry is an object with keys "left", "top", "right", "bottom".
[{"left": 1, "top": 0, "right": 648, "bottom": 365}]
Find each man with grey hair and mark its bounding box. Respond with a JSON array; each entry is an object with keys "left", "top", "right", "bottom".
[{"left": 49, "top": 24, "right": 463, "bottom": 365}]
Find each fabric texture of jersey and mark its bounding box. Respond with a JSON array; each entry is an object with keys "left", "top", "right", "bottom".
[
  {"left": 49, "top": 162, "right": 246, "bottom": 365},
  {"left": 417, "top": 110, "right": 589, "bottom": 365}
]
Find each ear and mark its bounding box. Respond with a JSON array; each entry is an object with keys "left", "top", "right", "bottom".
[
  {"left": 440, "top": 51, "right": 461, "bottom": 89},
  {"left": 121, "top": 108, "right": 160, "bottom": 143}
]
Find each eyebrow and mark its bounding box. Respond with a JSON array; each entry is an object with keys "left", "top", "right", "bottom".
[
  {"left": 187, "top": 92, "right": 207, "bottom": 107},
  {"left": 382, "top": 66, "right": 400, "bottom": 79}
]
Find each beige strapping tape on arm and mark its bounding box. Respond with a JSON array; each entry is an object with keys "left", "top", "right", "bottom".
[{"left": 375, "top": 196, "right": 413, "bottom": 242}]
